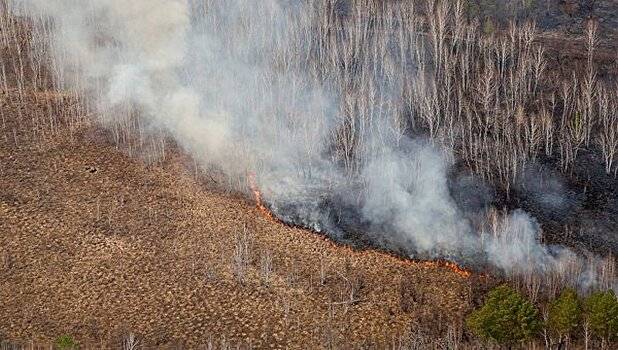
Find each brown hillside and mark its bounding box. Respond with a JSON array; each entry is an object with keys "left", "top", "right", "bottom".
[{"left": 0, "top": 88, "right": 478, "bottom": 348}]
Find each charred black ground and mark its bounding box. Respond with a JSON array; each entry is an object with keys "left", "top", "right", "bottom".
[{"left": 266, "top": 0, "right": 618, "bottom": 263}]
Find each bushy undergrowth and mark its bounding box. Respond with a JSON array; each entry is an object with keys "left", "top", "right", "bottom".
[{"left": 54, "top": 335, "right": 77, "bottom": 350}]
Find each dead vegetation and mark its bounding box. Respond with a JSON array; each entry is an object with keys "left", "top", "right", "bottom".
[
  {"left": 0, "top": 76, "right": 475, "bottom": 348},
  {"left": 1, "top": 0, "right": 618, "bottom": 348}
]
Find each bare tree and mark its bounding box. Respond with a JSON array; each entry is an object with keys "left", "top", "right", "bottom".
[
  {"left": 597, "top": 86, "right": 618, "bottom": 175},
  {"left": 122, "top": 333, "right": 139, "bottom": 350},
  {"left": 232, "top": 226, "right": 251, "bottom": 284},
  {"left": 259, "top": 250, "right": 273, "bottom": 285}
]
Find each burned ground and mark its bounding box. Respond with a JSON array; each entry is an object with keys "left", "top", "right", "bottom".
[{"left": 1, "top": 0, "right": 617, "bottom": 348}]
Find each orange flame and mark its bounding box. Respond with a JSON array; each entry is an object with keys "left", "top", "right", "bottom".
[
  {"left": 248, "top": 173, "right": 275, "bottom": 221},
  {"left": 419, "top": 260, "right": 472, "bottom": 278},
  {"left": 246, "top": 173, "right": 471, "bottom": 279}
]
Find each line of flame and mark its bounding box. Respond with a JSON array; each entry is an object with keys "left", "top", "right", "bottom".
[
  {"left": 247, "top": 173, "right": 471, "bottom": 278},
  {"left": 248, "top": 172, "right": 275, "bottom": 221}
]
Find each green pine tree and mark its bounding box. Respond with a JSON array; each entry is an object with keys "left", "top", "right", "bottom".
[
  {"left": 585, "top": 290, "right": 618, "bottom": 344},
  {"left": 547, "top": 289, "right": 582, "bottom": 345},
  {"left": 467, "top": 285, "right": 541, "bottom": 346}
]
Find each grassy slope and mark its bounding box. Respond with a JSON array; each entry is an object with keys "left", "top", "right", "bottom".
[{"left": 0, "top": 88, "right": 476, "bottom": 348}]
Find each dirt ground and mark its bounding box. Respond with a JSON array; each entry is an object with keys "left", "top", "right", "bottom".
[{"left": 0, "top": 88, "right": 478, "bottom": 348}]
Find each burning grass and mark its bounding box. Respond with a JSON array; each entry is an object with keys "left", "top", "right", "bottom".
[
  {"left": 0, "top": 88, "right": 477, "bottom": 348},
  {"left": 248, "top": 173, "right": 472, "bottom": 279},
  {"left": 2, "top": 1, "right": 616, "bottom": 347}
]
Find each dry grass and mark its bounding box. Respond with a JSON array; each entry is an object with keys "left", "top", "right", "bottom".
[
  {"left": 4, "top": 2, "right": 615, "bottom": 347},
  {"left": 0, "top": 88, "right": 477, "bottom": 348}
]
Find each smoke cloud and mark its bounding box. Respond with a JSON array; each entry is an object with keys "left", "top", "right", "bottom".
[{"left": 9, "top": 0, "right": 614, "bottom": 290}]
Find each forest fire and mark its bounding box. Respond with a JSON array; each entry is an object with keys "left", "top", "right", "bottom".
[
  {"left": 246, "top": 173, "right": 472, "bottom": 279},
  {"left": 247, "top": 173, "right": 275, "bottom": 221},
  {"left": 419, "top": 260, "right": 472, "bottom": 278}
]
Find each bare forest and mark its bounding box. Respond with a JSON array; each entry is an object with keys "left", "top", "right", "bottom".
[{"left": 1, "top": 0, "right": 618, "bottom": 348}]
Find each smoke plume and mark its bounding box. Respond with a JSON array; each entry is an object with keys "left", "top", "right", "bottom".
[{"left": 9, "top": 0, "right": 615, "bottom": 291}]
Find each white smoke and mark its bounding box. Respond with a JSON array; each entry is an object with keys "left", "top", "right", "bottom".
[
  {"left": 8, "top": 0, "right": 614, "bottom": 290},
  {"left": 360, "top": 142, "right": 472, "bottom": 255}
]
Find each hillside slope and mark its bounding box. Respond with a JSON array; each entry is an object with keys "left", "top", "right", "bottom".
[{"left": 0, "top": 88, "right": 476, "bottom": 348}]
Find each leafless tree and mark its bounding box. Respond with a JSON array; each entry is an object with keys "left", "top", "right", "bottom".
[
  {"left": 597, "top": 86, "right": 618, "bottom": 175},
  {"left": 122, "top": 333, "right": 139, "bottom": 350},
  {"left": 232, "top": 226, "right": 251, "bottom": 284},
  {"left": 259, "top": 250, "right": 273, "bottom": 285}
]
